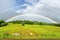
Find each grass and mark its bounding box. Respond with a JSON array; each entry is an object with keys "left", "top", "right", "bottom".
[{"left": 0, "top": 23, "right": 60, "bottom": 39}]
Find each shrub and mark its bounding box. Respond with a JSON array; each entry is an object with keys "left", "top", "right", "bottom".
[
  {"left": 0, "top": 23, "right": 8, "bottom": 27},
  {"left": 0, "top": 20, "right": 5, "bottom": 24},
  {"left": 0, "top": 20, "right": 8, "bottom": 27}
]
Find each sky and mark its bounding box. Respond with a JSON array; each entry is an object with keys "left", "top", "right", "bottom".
[
  {"left": 6, "top": 14, "right": 57, "bottom": 23},
  {"left": 0, "top": 0, "right": 60, "bottom": 23}
]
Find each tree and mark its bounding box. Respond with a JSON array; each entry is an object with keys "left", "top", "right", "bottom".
[
  {"left": 0, "top": 20, "right": 8, "bottom": 27},
  {"left": 1, "top": 23, "right": 8, "bottom": 27},
  {"left": 22, "top": 20, "right": 25, "bottom": 26},
  {"left": 0, "top": 20, "right": 5, "bottom": 24}
]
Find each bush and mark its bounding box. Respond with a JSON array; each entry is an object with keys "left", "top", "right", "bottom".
[
  {"left": 0, "top": 20, "right": 5, "bottom": 24},
  {"left": 0, "top": 20, "right": 8, "bottom": 27},
  {"left": 0, "top": 23, "right": 8, "bottom": 27}
]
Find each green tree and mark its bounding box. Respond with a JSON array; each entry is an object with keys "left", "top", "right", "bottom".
[
  {"left": 0, "top": 20, "right": 8, "bottom": 27},
  {"left": 0, "top": 20, "right": 5, "bottom": 24},
  {"left": 22, "top": 20, "right": 25, "bottom": 26}
]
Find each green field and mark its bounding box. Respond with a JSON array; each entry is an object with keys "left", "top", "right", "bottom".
[{"left": 0, "top": 23, "right": 60, "bottom": 39}]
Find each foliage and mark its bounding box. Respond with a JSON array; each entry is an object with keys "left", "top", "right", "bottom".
[
  {"left": 9, "top": 20, "right": 60, "bottom": 27},
  {"left": 0, "top": 20, "right": 60, "bottom": 27},
  {"left": 0, "top": 20, "right": 8, "bottom": 27},
  {"left": 0, "top": 20, "right": 5, "bottom": 24}
]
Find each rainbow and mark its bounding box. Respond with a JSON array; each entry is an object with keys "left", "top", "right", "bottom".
[{"left": 6, "top": 13, "right": 57, "bottom": 23}]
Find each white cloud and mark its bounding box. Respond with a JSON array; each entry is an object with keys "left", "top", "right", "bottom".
[
  {"left": 0, "top": 0, "right": 17, "bottom": 13},
  {"left": 16, "top": 0, "right": 60, "bottom": 23},
  {"left": 22, "top": 2, "right": 43, "bottom": 14},
  {"left": 17, "top": 0, "right": 60, "bottom": 14},
  {"left": 18, "top": 0, "right": 60, "bottom": 14},
  {"left": 43, "top": 0, "right": 60, "bottom": 7},
  {"left": 25, "top": 0, "right": 39, "bottom": 5}
]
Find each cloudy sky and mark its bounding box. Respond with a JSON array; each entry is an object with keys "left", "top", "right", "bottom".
[{"left": 0, "top": 0, "right": 60, "bottom": 23}]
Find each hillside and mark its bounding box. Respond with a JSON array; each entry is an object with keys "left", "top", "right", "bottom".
[{"left": 0, "top": 23, "right": 60, "bottom": 39}]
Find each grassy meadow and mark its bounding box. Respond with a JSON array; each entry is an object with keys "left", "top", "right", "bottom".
[{"left": 0, "top": 23, "right": 60, "bottom": 39}]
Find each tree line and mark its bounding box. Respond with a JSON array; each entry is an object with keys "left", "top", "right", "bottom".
[
  {"left": 9, "top": 20, "right": 60, "bottom": 27},
  {"left": 0, "top": 20, "right": 60, "bottom": 27}
]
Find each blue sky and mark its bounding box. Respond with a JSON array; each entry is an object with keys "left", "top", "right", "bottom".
[
  {"left": 0, "top": 0, "right": 60, "bottom": 23},
  {"left": 16, "top": 0, "right": 33, "bottom": 6},
  {"left": 0, "top": 0, "right": 35, "bottom": 14}
]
